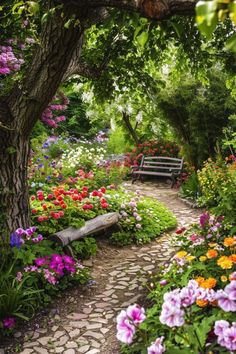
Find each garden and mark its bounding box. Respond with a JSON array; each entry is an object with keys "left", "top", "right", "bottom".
[{"left": 0, "top": 1, "right": 236, "bottom": 354}]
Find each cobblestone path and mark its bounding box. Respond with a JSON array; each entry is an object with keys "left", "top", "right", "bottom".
[{"left": 3, "top": 182, "right": 201, "bottom": 354}]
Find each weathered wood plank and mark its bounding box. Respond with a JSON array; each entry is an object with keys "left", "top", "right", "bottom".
[{"left": 50, "top": 212, "right": 120, "bottom": 246}]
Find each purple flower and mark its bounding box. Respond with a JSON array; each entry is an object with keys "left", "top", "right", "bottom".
[
  {"left": 126, "top": 304, "right": 146, "bottom": 325},
  {"left": 3, "top": 317, "right": 16, "bottom": 329},
  {"left": 10, "top": 232, "right": 22, "bottom": 248},
  {"left": 35, "top": 257, "right": 48, "bottom": 266},
  {"left": 147, "top": 336, "right": 166, "bottom": 354},
  {"left": 216, "top": 290, "right": 236, "bottom": 312},
  {"left": 214, "top": 320, "right": 236, "bottom": 351},
  {"left": 159, "top": 303, "right": 185, "bottom": 327},
  {"left": 199, "top": 212, "right": 210, "bottom": 228},
  {"left": 16, "top": 272, "right": 23, "bottom": 282},
  {"left": 163, "top": 289, "right": 181, "bottom": 307},
  {"left": 225, "top": 281, "right": 236, "bottom": 300},
  {"left": 214, "top": 320, "right": 229, "bottom": 336},
  {"left": 159, "top": 279, "right": 168, "bottom": 286}
]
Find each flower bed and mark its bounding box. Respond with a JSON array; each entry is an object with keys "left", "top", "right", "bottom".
[
  {"left": 117, "top": 213, "right": 236, "bottom": 353},
  {"left": 125, "top": 140, "right": 180, "bottom": 167}
]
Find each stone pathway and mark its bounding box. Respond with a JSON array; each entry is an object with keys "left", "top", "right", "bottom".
[{"left": 2, "top": 182, "right": 201, "bottom": 354}]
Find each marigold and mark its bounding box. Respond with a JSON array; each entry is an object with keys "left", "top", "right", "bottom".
[
  {"left": 201, "top": 278, "right": 217, "bottom": 289},
  {"left": 175, "top": 251, "right": 187, "bottom": 258},
  {"left": 186, "top": 255, "right": 196, "bottom": 262},
  {"left": 199, "top": 256, "right": 207, "bottom": 262},
  {"left": 224, "top": 237, "right": 236, "bottom": 247},
  {"left": 208, "top": 243, "right": 217, "bottom": 248},
  {"left": 206, "top": 249, "right": 218, "bottom": 259},
  {"left": 229, "top": 254, "right": 236, "bottom": 263},
  {"left": 221, "top": 275, "right": 228, "bottom": 282},
  {"left": 217, "top": 256, "right": 233, "bottom": 269},
  {"left": 196, "top": 299, "right": 208, "bottom": 307},
  {"left": 195, "top": 276, "right": 205, "bottom": 286}
]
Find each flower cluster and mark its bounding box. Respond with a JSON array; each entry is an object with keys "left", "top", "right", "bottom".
[
  {"left": 119, "top": 198, "right": 142, "bottom": 230},
  {"left": 125, "top": 140, "right": 179, "bottom": 167},
  {"left": 10, "top": 227, "right": 43, "bottom": 248},
  {"left": 0, "top": 45, "right": 24, "bottom": 74},
  {"left": 22, "top": 254, "right": 84, "bottom": 285},
  {"left": 214, "top": 320, "right": 236, "bottom": 351},
  {"left": 41, "top": 92, "right": 69, "bottom": 128},
  {"left": 116, "top": 304, "right": 146, "bottom": 344}
]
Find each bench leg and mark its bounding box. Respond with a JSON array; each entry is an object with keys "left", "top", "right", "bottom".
[
  {"left": 132, "top": 175, "right": 139, "bottom": 184},
  {"left": 170, "top": 175, "right": 176, "bottom": 188}
]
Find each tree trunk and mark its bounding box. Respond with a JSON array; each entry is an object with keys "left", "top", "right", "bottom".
[
  {"left": 0, "top": 129, "right": 30, "bottom": 237},
  {"left": 122, "top": 112, "right": 140, "bottom": 145}
]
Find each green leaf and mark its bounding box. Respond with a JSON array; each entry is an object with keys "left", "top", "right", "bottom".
[
  {"left": 226, "top": 33, "right": 236, "bottom": 52},
  {"left": 136, "top": 31, "right": 149, "bottom": 48},
  {"left": 27, "top": 1, "right": 40, "bottom": 15}
]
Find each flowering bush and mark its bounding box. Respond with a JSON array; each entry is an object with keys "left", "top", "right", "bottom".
[
  {"left": 117, "top": 213, "right": 236, "bottom": 353},
  {"left": 125, "top": 140, "right": 180, "bottom": 167},
  {"left": 0, "top": 227, "right": 89, "bottom": 334}
]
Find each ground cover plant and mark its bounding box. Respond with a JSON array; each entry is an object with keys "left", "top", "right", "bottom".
[{"left": 116, "top": 213, "right": 236, "bottom": 353}]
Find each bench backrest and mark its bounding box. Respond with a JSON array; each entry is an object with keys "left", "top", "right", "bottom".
[{"left": 140, "top": 156, "right": 184, "bottom": 171}]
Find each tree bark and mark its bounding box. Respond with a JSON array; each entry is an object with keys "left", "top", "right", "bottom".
[
  {"left": 122, "top": 112, "right": 140, "bottom": 145},
  {"left": 0, "top": 129, "right": 30, "bottom": 237}
]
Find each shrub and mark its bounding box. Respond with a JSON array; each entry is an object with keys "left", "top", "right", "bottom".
[
  {"left": 125, "top": 140, "right": 180, "bottom": 167},
  {"left": 72, "top": 238, "right": 98, "bottom": 259}
]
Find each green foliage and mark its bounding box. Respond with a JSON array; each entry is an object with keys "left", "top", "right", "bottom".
[
  {"left": 179, "top": 172, "right": 201, "bottom": 201},
  {"left": 0, "top": 265, "right": 42, "bottom": 324},
  {"left": 107, "top": 127, "right": 133, "bottom": 154},
  {"left": 71, "top": 237, "right": 97, "bottom": 259},
  {"left": 157, "top": 69, "right": 236, "bottom": 168}
]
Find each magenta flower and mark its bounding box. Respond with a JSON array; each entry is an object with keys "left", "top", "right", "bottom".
[
  {"left": 35, "top": 257, "right": 48, "bottom": 266},
  {"left": 16, "top": 272, "right": 23, "bottom": 282},
  {"left": 3, "top": 317, "right": 16, "bottom": 329},
  {"left": 116, "top": 310, "right": 135, "bottom": 344},
  {"left": 199, "top": 212, "right": 210, "bottom": 228},
  {"left": 126, "top": 304, "right": 146, "bottom": 325},
  {"left": 147, "top": 336, "right": 166, "bottom": 354}
]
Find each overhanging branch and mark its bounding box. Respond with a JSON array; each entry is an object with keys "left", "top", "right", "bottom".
[{"left": 63, "top": 0, "right": 197, "bottom": 20}]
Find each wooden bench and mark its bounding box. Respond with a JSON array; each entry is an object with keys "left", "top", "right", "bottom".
[{"left": 132, "top": 156, "right": 184, "bottom": 187}]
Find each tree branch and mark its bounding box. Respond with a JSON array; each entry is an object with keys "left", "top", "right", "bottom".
[{"left": 64, "top": 0, "right": 197, "bottom": 20}]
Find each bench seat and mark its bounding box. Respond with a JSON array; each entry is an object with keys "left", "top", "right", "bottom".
[{"left": 131, "top": 156, "right": 183, "bottom": 187}]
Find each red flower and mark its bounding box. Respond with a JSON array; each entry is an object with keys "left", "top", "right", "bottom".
[{"left": 176, "top": 227, "right": 186, "bottom": 234}]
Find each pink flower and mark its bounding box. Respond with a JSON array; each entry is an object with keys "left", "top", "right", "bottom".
[
  {"left": 16, "top": 272, "right": 23, "bottom": 282},
  {"left": 216, "top": 290, "right": 236, "bottom": 312},
  {"left": 135, "top": 224, "right": 142, "bottom": 229},
  {"left": 159, "top": 303, "right": 185, "bottom": 327},
  {"left": 214, "top": 320, "right": 229, "bottom": 336},
  {"left": 147, "top": 336, "right": 166, "bottom": 354},
  {"left": 3, "top": 317, "right": 16, "bottom": 329},
  {"left": 225, "top": 281, "right": 236, "bottom": 300},
  {"left": 214, "top": 320, "right": 236, "bottom": 351},
  {"left": 126, "top": 304, "right": 146, "bottom": 325},
  {"left": 116, "top": 310, "right": 135, "bottom": 345}
]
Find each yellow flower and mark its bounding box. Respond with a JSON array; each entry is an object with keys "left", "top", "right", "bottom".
[
  {"left": 208, "top": 243, "right": 217, "bottom": 248},
  {"left": 217, "top": 256, "right": 233, "bottom": 269},
  {"left": 186, "top": 255, "right": 195, "bottom": 262},
  {"left": 176, "top": 251, "right": 187, "bottom": 258},
  {"left": 199, "top": 256, "right": 207, "bottom": 262},
  {"left": 221, "top": 276, "right": 228, "bottom": 282}
]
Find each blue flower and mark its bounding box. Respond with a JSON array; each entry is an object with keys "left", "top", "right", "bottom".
[{"left": 10, "top": 233, "right": 22, "bottom": 249}]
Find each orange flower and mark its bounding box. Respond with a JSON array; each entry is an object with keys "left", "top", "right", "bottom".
[
  {"left": 201, "top": 278, "right": 217, "bottom": 289},
  {"left": 195, "top": 276, "right": 205, "bottom": 286},
  {"left": 217, "top": 256, "right": 233, "bottom": 269},
  {"left": 206, "top": 249, "right": 218, "bottom": 259},
  {"left": 229, "top": 254, "right": 236, "bottom": 263},
  {"left": 196, "top": 299, "right": 208, "bottom": 307},
  {"left": 224, "top": 237, "right": 236, "bottom": 247}
]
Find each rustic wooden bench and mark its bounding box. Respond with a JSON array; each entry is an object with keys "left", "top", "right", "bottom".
[
  {"left": 49, "top": 212, "right": 120, "bottom": 255},
  {"left": 132, "top": 156, "right": 184, "bottom": 187}
]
